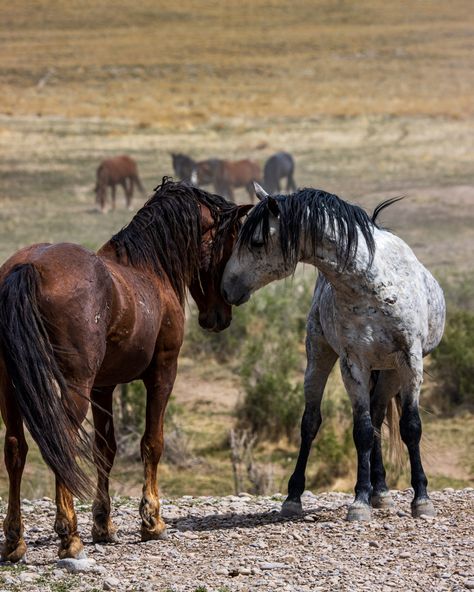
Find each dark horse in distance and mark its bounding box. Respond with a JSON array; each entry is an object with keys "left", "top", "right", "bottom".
[
  {"left": 263, "top": 151, "right": 297, "bottom": 194},
  {"left": 171, "top": 153, "right": 262, "bottom": 202},
  {"left": 171, "top": 153, "right": 221, "bottom": 186},
  {"left": 95, "top": 155, "right": 145, "bottom": 212},
  {"left": 0, "top": 179, "right": 251, "bottom": 562}
]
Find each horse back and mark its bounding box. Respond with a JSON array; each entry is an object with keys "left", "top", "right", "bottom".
[
  {"left": 220, "top": 159, "right": 261, "bottom": 185},
  {"left": 97, "top": 155, "right": 138, "bottom": 184}
]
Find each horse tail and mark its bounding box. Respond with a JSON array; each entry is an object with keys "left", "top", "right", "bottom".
[
  {"left": 371, "top": 195, "right": 405, "bottom": 225},
  {"left": 385, "top": 394, "right": 404, "bottom": 468},
  {"left": 133, "top": 174, "right": 145, "bottom": 194},
  {"left": 0, "top": 264, "right": 93, "bottom": 499}
]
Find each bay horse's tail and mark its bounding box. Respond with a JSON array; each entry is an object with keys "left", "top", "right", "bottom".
[
  {"left": 0, "top": 264, "right": 93, "bottom": 499},
  {"left": 133, "top": 173, "right": 145, "bottom": 194}
]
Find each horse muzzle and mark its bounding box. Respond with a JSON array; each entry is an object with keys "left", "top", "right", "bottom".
[
  {"left": 221, "top": 278, "right": 251, "bottom": 307},
  {"left": 198, "top": 309, "right": 232, "bottom": 333}
]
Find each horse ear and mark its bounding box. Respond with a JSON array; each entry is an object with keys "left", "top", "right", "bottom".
[
  {"left": 237, "top": 204, "right": 253, "bottom": 218},
  {"left": 267, "top": 195, "right": 280, "bottom": 217},
  {"left": 253, "top": 182, "right": 269, "bottom": 201}
]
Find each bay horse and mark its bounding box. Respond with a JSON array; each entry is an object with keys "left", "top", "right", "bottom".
[
  {"left": 213, "top": 159, "right": 262, "bottom": 203},
  {"left": 222, "top": 184, "right": 445, "bottom": 521},
  {"left": 263, "top": 151, "right": 297, "bottom": 194},
  {"left": 0, "top": 179, "right": 251, "bottom": 562},
  {"left": 171, "top": 153, "right": 222, "bottom": 187},
  {"left": 95, "top": 155, "right": 145, "bottom": 212}
]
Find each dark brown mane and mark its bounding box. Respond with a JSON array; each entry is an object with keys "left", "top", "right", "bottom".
[{"left": 110, "top": 178, "right": 240, "bottom": 302}]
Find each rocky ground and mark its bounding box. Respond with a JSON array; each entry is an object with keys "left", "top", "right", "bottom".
[{"left": 0, "top": 489, "right": 473, "bottom": 592}]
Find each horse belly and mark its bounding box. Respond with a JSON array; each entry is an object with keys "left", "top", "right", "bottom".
[
  {"left": 95, "top": 294, "right": 161, "bottom": 386},
  {"left": 94, "top": 342, "right": 155, "bottom": 386}
]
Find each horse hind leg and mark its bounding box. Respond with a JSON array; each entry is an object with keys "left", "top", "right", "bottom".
[
  {"left": 91, "top": 386, "right": 117, "bottom": 544},
  {"left": 287, "top": 172, "right": 296, "bottom": 192},
  {"left": 54, "top": 388, "right": 90, "bottom": 559},
  {"left": 397, "top": 350, "right": 435, "bottom": 518},
  {"left": 369, "top": 370, "right": 400, "bottom": 509},
  {"left": 281, "top": 321, "right": 338, "bottom": 517},
  {"left": 0, "top": 381, "right": 28, "bottom": 562},
  {"left": 110, "top": 184, "right": 117, "bottom": 211}
]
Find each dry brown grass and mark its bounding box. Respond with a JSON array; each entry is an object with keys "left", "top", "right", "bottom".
[{"left": 2, "top": 1, "right": 474, "bottom": 127}]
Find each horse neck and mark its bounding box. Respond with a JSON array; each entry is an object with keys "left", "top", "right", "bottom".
[{"left": 299, "top": 224, "right": 375, "bottom": 296}]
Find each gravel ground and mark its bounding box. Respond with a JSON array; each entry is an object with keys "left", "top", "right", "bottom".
[{"left": 0, "top": 489, "right": 473, "bottom": 592}]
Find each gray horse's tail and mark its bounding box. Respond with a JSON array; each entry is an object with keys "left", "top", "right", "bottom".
[
  {"left": 385, "top": 395, "right": 404, "bottom": 467},
  {"left": 371, "top": 196, "right": 405, "bottom": 226}
]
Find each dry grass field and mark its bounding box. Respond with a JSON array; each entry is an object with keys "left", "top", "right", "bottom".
[{"left": 0, "top": 0, "right": 473, "bottom": 499}]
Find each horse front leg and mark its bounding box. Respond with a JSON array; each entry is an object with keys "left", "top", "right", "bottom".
[
  {"left": 126, "top": 177, "right": 134, "bottom": 210},
  {"left": 281, "top": 322, "right": 338, "bottom": 516},
  {"left": 91, "top": 385, "right": 117, "bottom": 543},
  {"left": 340, "top": 356, "right": 373, "bottom": 521},
  {"left": 0, "top": 381, "right": 28, "bottom": 562},
  {"left": 397, "top": 349, "right": 435, "bottom": 518},
  {"left": 139, "top": 351, "right": 178, "bottom": 541}
]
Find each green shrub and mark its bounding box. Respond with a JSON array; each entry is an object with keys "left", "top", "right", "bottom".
[
  {"left": 309, "top": 386, "right": 354, "bottom": 488},
  {"left": 430, "top": 309, "right": 474, "bottom": 409},
  {"left": 184, "top": 272, "right": 315, "bottom": 364},
  {"left": 231, "top": 276, "right": 315, "bottom": 441}
]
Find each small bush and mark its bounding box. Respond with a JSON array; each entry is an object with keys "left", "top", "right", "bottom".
[
  {"left": 430, "top": 309, "right": 474, "bottom": 409},
  {"left": 232, "top": 276, "right": 315, "bottom": 441},
  {"left": 184, "top": 272, "right": 315, "bottom": 364}
]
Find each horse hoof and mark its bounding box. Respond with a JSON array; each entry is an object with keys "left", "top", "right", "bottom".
[
  {"left": 411, "top": 498, "right": 436, "bottom": 519},
  {"left": 92, "top": 523, "right": 117, "bottom": 544},
  {"left": 280, "top": 500, "right": 303, "bottom": 517},
  {"left": 57, "top": 537, "right": 84, "bottom": 559},
  {"left": 1, "top": 539, "right": 27, "bottom": 563},
  {"left": 141, "top": 524, "right": 168, "bottom": 542},
  {"left": 371, "top": 491, "right": 394, "bottom": 509},
  {"left": 92, "top": 531, "right": 117, "bottom": 544},
  {"left": 347, "top": 502, "right": 372, "bottom": 522}
]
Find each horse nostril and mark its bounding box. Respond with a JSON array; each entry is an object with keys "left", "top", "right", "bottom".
[{"left": 222, "top": 286, "right": 230, "bottom": 303}]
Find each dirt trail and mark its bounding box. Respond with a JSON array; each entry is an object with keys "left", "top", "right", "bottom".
[{"left": 0, "top": 489, "right": 472, "bottom": 591}]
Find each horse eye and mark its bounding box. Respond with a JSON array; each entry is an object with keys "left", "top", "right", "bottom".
[{"left": 250, "top": 238, "right": 265, "bottom": 248}]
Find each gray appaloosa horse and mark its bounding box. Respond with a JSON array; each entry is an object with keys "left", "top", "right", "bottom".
[{"left": 222, "top": 183, "right": 445, "bottom": 522}]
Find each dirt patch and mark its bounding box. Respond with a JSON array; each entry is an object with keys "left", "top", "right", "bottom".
[{"left": 0, "top": 490, "right": 472, "bottom": 591}]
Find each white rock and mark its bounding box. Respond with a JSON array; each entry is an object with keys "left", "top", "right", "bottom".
[
  {"left": 259, "top": 562, "right": 289, "bottom": 570},
  {"left": 103, "top": 576, "right": 121, "bottom": 590}
]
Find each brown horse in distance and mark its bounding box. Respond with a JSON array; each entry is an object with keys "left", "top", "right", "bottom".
[
  {"left": 0, "top": 179, "right": 251, "bottom": 562},
  {"left": 212, "top": 159, "right": 262, "bottom": 203},
  {"left": 95, "top": 155, "right": 145, "bottom": 212}
]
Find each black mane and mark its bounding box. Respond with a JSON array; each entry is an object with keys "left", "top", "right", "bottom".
[
  {"left": 238, "top": 188, "right": 378, "bottom": 270},
  {"left": 110, "top": 178, "right": 240, "bottom": 302}
]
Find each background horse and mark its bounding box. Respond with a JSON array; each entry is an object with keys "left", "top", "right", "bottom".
[
  {"left": 171, "top": 153, "right": 221, "bottom": 186},
  {"left": 0, "top": 179, "right": 251, "bottom": 562},
  {"left": 263, "top": 151, "right": 297, "bottom": 194},
  {"left": 213, "top": 159, "right": 262, "bottom": 203},
  {"left": 95, "top": 155, "right": 145, "bottom": 212},
  {"left": 222, "top": 184, "right": 445, "bottom": 522}
]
